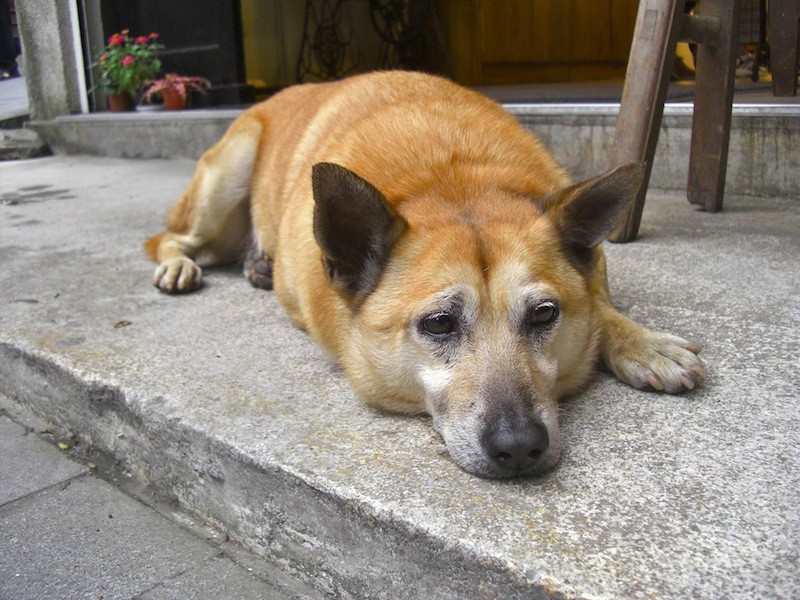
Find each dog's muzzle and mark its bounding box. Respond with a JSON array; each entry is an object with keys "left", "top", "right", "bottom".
[
  {"left": 480, "top": 417, "right": 550, "bottom": 476},
  {"left": 436, "top": 402, "right": 559, "bottom": 479}
]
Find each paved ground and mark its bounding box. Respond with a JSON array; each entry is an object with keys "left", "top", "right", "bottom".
[
  {"left": 0, "top": 155, "right": 798, "bottom": 599},
  {"left": 0, "top": 73, "right": 28, "bottom": 124},
  {"left": 0, "top": 395, "right": 316, "bottom": 599},
  {"left": 0, "top": 73, "right": 45, "bottom": 159}
]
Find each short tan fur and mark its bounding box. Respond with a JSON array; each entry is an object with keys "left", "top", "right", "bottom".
[{"left": 147, "top": 72, "right": 705, "bottom": 478}]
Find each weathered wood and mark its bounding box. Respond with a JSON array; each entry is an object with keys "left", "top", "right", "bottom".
[
  {"left": 437, "top": 0, "right": 640, "bottom": 86},
  {"left": 679, "top": 14, "right": 722, "bottom": 46},
  {"left": 610, "top": 0, "right": 746, "bottom": 240},
  {"left": 609, "top": 0, "right": 686, "bottom": 243},
  {"left": 769, "top": 0, "right": 799, "bottom": 97},
  {"left": 687, "top": 0, "right": 740, "bottom": 212}
]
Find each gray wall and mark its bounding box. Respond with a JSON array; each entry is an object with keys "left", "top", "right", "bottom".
[{"left": 16, "top": 0, "right": 84, "bottom": 120}]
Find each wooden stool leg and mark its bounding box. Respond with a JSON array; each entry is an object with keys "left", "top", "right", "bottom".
[
  {"left": 687, "top": 0, "right": 741, "bottom": 212},
  {"left": 609, "top": 0, "right": 686, "bottom": 243},
  {"left": 770, "top": 0, "right": 800, "bottom": 97}
]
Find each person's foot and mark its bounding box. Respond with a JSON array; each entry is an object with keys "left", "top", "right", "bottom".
[{"left": 0, "top": 67, "right": 20, "bottom": 80}]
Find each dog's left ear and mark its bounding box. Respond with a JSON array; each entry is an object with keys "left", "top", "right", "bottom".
[
  {"left": 312, "top": 162, "right": 407, "bottom": 304},
  {"left": 538, "top": 162, "right": 645, "bottom": 254}
]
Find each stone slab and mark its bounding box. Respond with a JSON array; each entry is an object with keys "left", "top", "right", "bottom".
[
  {"left": 0, "top": 128, "right": 49, "bottom": 160},
  {"left": 509, "top": 104, "right": 800, "bottom": 198},
  {"left": 0, "top": 156, "right": 798, "bottom": 599},
  {"left": 0, "top": 401, "right": 308, "bottom": 599},
  {"left": 29, "top": 110, "right": 240, "bottom": 159},
  {"left": 0, "top": 416, "right": 87, "bottom": 505},
  {"left": 138, "top": 554, "right": 296, "bottom": 600},
  {"left": 0, "top": 76, "right": 30, "bottom": 128},
  {"left": 0, "top": 475, "right": 219, "bottom": 599},
  {"left": 27, "top": 104, "right": 800, "bottom": 199}
]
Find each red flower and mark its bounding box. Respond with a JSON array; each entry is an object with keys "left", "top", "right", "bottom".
[
  {"left": 135, "top": 36, "right": 149, "bottom": 45},
  {"left": 122, "top": 55, "right": 135, "bottom": 67},
  {"left": 148, "top": 32, "right": 159, "bottom": 40},
  {"left": 99, "top": 53, "right": 107, "bottom": 63},
  {"left": 108, "top": 33, "right": 124, "bottom": 46}
]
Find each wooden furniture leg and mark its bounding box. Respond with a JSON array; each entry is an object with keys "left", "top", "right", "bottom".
[
  {"left": 769, "top": 0, "right": 800, "bottom": 96},
  {"left": 609, "top": 0, "right": 686, "bottom": 243},
  {"left": 687, "top": 0, "right": 741, "bottom": 212},
  {"left": 611, "top": 0, "right": 742, "bottom": 240}
]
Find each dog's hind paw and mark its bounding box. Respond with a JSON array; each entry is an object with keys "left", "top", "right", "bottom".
[
  {"left": 154, "top": 257, "right": 203, "bottom": 293},
  {"left": 604, "top": 328, "right": 706, "bottom": 394},
  {"left": 243, "top": 250, "right": 274, "bottom": 291}
]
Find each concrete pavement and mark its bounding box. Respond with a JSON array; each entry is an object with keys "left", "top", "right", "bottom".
[
  {"left": 0, "top": 396, "right": 316, "bottom": 599},
  {"left": 0, "top": 155, "right": 798, "bottom": 598},
  {"left": 0, "top": 74, "right": 29, "bottom": 125},
  {"left": 1, "top": 73, "right": 49, "bottom": 159}
]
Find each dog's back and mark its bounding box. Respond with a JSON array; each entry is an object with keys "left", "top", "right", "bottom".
[
  {"left": 243, "top": 73, "right": 573, "bottom": 331},
  {"left": 251, "top": 72, "right": 570, "bottom": 217}
]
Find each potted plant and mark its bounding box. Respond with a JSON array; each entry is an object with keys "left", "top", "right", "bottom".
[
  {"left": 94, "top": 30, "right": 163, "bottom": 111},
  {"left": 143, "top": 74, "right": 211, "bottom": 110}
]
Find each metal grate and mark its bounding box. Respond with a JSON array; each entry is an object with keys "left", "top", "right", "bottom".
[{"left": 739, "top": 0, "right": 763, "bottom": 45}]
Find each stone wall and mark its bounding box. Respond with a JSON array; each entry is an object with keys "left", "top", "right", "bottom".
[{"left": 15, "top": 0, "right": 83, "bottom": 120}]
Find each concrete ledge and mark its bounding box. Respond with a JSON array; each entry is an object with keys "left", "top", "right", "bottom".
[
  {"left": 0, "top": 112, "right": 30, "bottom": 130},
  {"left": 1, "top": 157, "right": 798, "bottom": 599},
  {"left": 27, "top": 103, "right": 800, "bottom": 199},
  {"left": 509, "top": 103, "right": 800, "bottom": 198},
  {"left": 28, "top": 110, "right": 241, "bottom": 159},
  {"left": 0, "top": 128, "right": 50, "bottom": 160},
  {"left": 1, "top": 343, "right": 537, "bottom": 598}
]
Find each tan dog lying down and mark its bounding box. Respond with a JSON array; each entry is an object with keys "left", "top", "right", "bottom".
[{"left": 146, "top": 71, "right": 705, "bottom": 478}]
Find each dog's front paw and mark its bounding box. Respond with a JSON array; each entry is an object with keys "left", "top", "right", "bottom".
[
  {"left": 153, "top": 257, "right": 203, "bottom": 293},
  {"left": 604, "top": 328, "right": 706, "bottom": 394},
  {"left": 243, "top": 251, "right": 273, "bottom": 291}
]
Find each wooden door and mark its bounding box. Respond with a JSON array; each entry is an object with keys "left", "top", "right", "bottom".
[{"left": 436, "top": 0, "right": 639, "bottom": 85}]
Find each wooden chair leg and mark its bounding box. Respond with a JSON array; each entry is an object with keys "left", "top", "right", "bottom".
[
  {"left": 770, "top": 0, "right": 800, "bottom": 96},
  {"left": 687, "top": 0, "right": 741, "bottom": 213},
  {"left": 609, "top": 0, "right": 686, "bottom": 243}
]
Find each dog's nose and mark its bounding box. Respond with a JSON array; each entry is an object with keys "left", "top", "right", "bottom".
[{"left": 482, "top": 420, "right": 549, "bottom": 473}]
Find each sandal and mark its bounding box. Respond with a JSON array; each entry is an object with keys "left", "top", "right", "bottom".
[{"left": 0, "top": 68, "right": 20, "bottom": 80}]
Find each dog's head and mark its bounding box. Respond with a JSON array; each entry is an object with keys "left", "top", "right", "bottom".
[{"left": 312, "top": 161, "right": 644, "bottom": 478}]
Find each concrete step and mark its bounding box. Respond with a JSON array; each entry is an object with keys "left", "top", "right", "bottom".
[
  {"left": 0, "top": 128, "right": 49, "bottom": 160},
  {"left": 1, "top": 156, "right": 798, "bottom": 599},
  {"left": 26, "top": 102, "right": 800, "bottom": 199},
  {"left": 0, "top": 398, "right": 316, "bottom": 599},
  {"left": 0, "top": 74, "right": 30, "bottom": 130},
  {"left": 0, "top": 113, "right": 29, "bottom": 130}
]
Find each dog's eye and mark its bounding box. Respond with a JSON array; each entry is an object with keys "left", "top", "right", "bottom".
[
  {"left": 422, "top": 313, "right": 455, "bottom": 336},
  {"left": 529, "top": 301, "right": 558, "bottom": 327}
]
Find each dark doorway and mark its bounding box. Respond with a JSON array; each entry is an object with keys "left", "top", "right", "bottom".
[{"left": 99, "top": 0, "right": 254, "bottom": 105}]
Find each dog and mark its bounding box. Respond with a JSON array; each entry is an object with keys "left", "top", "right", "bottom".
[{"left": 146, "top": 71, "right": 705, "bottom": 479}]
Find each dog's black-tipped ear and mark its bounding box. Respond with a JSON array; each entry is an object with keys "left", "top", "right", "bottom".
[
  {"left": 539, "top": 162, "right": 645, "bottom": 254},
  {"left": 312, "top": 162, "right": 407, "bottom": 304}
]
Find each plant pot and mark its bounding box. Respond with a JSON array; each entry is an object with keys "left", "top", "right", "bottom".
[
  {"left": 107, "top": 92, "right": 135, "bottom": 112},
  {"left": 162, "top": 88, "right": 186, "bottom": 110}
]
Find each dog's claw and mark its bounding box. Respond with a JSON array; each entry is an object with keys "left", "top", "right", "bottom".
[
  {"left": 679, "top": 375, "right": 696, "bottom": 390},
  {"left": 606, "top": 328, "right": 707, "bottom": 394},
  {"left": 645, "top": 373, "right": 664, "bottom": 391},
  {"left": 154, "top": 257, "right": 203, "bottom": 294}
]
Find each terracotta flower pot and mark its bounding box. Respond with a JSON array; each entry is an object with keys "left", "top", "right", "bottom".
[
  {"left": 107, "top": 92, "right": 135, "bottom": 112},
  {"left": 162, "top": 87, "right": 186, "bottom": 110}
]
